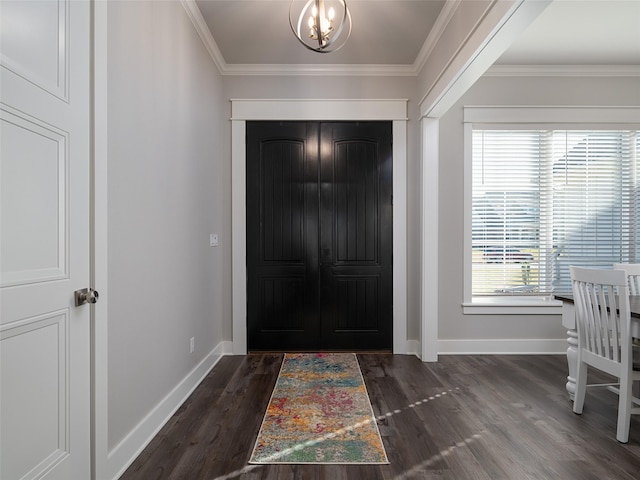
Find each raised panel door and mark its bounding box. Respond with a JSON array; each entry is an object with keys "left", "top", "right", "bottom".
[
  {"left": 0, "top": 2, "right": 91, "bottom": 479},
  {"left": 246, "top": 122, "right": 320, "bottom": 350},
  {"left": 246, "top": 121, "right": 392, "bottom": 351},
  {"left": 319, "top": 122, "right": 393, "bottom": 350}
]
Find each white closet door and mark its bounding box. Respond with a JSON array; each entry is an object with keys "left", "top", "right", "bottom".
[{"left": 1, "top": 1, "right": 92, "bottom": 479}]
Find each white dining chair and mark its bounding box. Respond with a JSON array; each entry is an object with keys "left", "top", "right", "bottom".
[
  {"left": 570, "top": 266, "right": 640, "bottom": 443},
  {"left": 613, "top": 263, "right": 640, "bottom": 295}
]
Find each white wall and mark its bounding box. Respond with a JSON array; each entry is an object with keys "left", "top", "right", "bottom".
[
  {"left": 437, "top": 75, "right": 640, "bottom": 346},
  {"left": 106, "top": 0, "right": 227, "bottom": 456}
]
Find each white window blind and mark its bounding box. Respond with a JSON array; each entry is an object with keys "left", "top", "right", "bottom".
[{"left": 472, "top": 129, "right": 639, "bottom": 296}]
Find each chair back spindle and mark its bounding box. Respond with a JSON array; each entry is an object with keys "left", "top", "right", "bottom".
[{"left": 613, "top": 263, "right": 640, "bottom": 295}]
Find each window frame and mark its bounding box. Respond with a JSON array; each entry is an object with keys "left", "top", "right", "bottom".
[{"left": 462, "top": 106, "right": 640, "bottom": 315}]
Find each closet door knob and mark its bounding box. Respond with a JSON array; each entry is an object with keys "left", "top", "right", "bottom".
[{"left": 74, "top": 288, "right": 99, "bottom": 307}]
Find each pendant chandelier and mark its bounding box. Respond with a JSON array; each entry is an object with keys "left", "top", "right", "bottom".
[{"left": 289, "top": 0, "right": 352, "bottom": 53}]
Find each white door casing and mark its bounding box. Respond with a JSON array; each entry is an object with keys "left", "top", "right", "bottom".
[
  {"left": 230, "top": 99, "right": 408, "bottom": 354},
  {"left": 0, "top": 1, "right": 92, "bottom": 479}
]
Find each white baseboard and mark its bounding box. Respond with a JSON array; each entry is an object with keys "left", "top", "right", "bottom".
[
  {"left": 218, "top": 340, "right": 234, "bottom": 355},
  {"left": 437, "top": 338, "right": 567, "bottom": 355},
  {"left": 405, "top": 339, "right": 421, "bottom": 357},
  {"left": 107, "top": 341, "right": 229, "bottom": 480}
]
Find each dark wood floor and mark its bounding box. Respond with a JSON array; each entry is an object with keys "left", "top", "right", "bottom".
[{"left": 120, "top": 354, "right": 640, "bottom": 479}]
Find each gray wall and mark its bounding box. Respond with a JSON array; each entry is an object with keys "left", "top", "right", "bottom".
[
  {"left": 107, "top": 0, "right": 228, "bottom": 449},
  {"left": 222, "top": 75, "right": 424, "bottom": 344},
  {"left": 98, "top": 0, "right": 640, "bottom": 470},
  {"left": 437, "top": 75, "right": 640, "bottom": 343},
  {"left": 102, "top": 0, "right": 640, "bottom": 458}
]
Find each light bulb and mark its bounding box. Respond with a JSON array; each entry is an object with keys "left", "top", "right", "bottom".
[
  {"left": 308, "top": 16, "right": 315, "bottom": 28},
  {"left": 320, "top": 17, "right": 330, "bottom": 33},
  {"left": 328, "top": 7, "right": 335, "bottom": 20}
]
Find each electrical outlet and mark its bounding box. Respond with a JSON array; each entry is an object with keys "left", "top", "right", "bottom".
[{"left": 190, "top": 337, "right": 195, "bottom": 353}]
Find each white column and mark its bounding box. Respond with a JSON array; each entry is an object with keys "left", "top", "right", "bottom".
[{"left": 421, "top": 117, "right": 439, "bottom": 361}]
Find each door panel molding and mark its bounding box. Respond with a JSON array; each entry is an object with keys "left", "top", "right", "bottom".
[
  {"left": 0, "top": 105, "right": 69, "bottom": 287},
  {"left": 0, "top": 0, "right": 69, "bottom": 101},
  {"left": 0, "top": 311, "right": 69, "bottom": 479},
  {"left": 232, "top": 99, "right": 408, "bottom": 354}
]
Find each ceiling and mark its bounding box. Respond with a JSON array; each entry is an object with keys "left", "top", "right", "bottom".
[
  {"left": 495, "top": 0, "right": 640, "bottom": 66},
  {"left": 195, "top": 0, "right": 446, "bottom": 66},
  {"left": 194, "top": 0, "right": 640, "bottom": 72}
]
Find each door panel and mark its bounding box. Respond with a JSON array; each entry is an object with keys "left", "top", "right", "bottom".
[
  {"left": 332, "top": 276, "right": 380, "bottom": 329},
  {"left": 247, "top": 121, "right": 392, "bottom": 351},
  {"left": 0, "top": 0, "right": 68, "bottom": 100},
  {"left": 1, "top": 312, "right": 69, "bottom": 479},
  {"left": 0, "top": 1, "right": 91, "bottom": 479},
  {"left": 333, "top": 141, "right": 379, "bottom": 263},
  {"left": 1, "top": 107, "right": 68, "bottom": 286},
  {"left": 320, "top": 122, "right": 393, "bottom": 350},
  {"left": 246, "top": 122, "right": 320, "bottom": 350}
]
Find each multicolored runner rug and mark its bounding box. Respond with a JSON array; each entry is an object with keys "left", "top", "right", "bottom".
[{"left": 249, "top": 353, "right": 389, "bottom": 464}]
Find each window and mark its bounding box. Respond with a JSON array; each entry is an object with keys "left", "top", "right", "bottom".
[
  {"left": 471, "top": 128, "right": 639, "bottom": 297},
  {"left": 462, "top": 106, "right": 640, "bottom": 314}
]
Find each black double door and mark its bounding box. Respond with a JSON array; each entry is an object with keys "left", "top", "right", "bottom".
[{"left": 246, "top": 121, "right": 393, "bottom": 351}]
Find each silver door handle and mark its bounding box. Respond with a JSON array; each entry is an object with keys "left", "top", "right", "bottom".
[{"left": 75, "top": 288, "right": 99, "bottom": 307}]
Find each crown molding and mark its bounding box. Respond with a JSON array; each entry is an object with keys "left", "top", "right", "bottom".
[
  {"left": 220, "top": 63, "right": 417, "bottom": 77},
  {"left": 414, "top": 0, "right": 463, "bottom": 74},
  {"left": 180, "top": 0, "right": 227, "bottom": 73},
  {"left": 463, "top": 105, "right": 640, "bottom": 124},
  {"left": 486, "top": 64, "right": 640, "bottom": 77}
]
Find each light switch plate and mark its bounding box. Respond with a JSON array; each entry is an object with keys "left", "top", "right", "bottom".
[{"left": 210, "top": 233, "right": 219, "bottom": 247}]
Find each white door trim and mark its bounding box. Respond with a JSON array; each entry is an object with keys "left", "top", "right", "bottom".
[
  {"left": 92, "top": 1, "right": 109, "bottom": 478},
  {"left": 231, "top": 99, "right": 408, "bottom": 354}
]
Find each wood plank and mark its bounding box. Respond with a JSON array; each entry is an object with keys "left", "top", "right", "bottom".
[{"left": 120, "top": 354, "right": 640, "bottom": 479}]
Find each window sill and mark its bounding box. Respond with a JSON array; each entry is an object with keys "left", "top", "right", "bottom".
[{"left": 462, "top": 296, "right": 564, "bottom": 315}]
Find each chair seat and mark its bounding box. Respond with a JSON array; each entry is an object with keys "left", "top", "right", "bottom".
[{"left": 599, "top": 345, "right": 640, "bottom": 370}]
